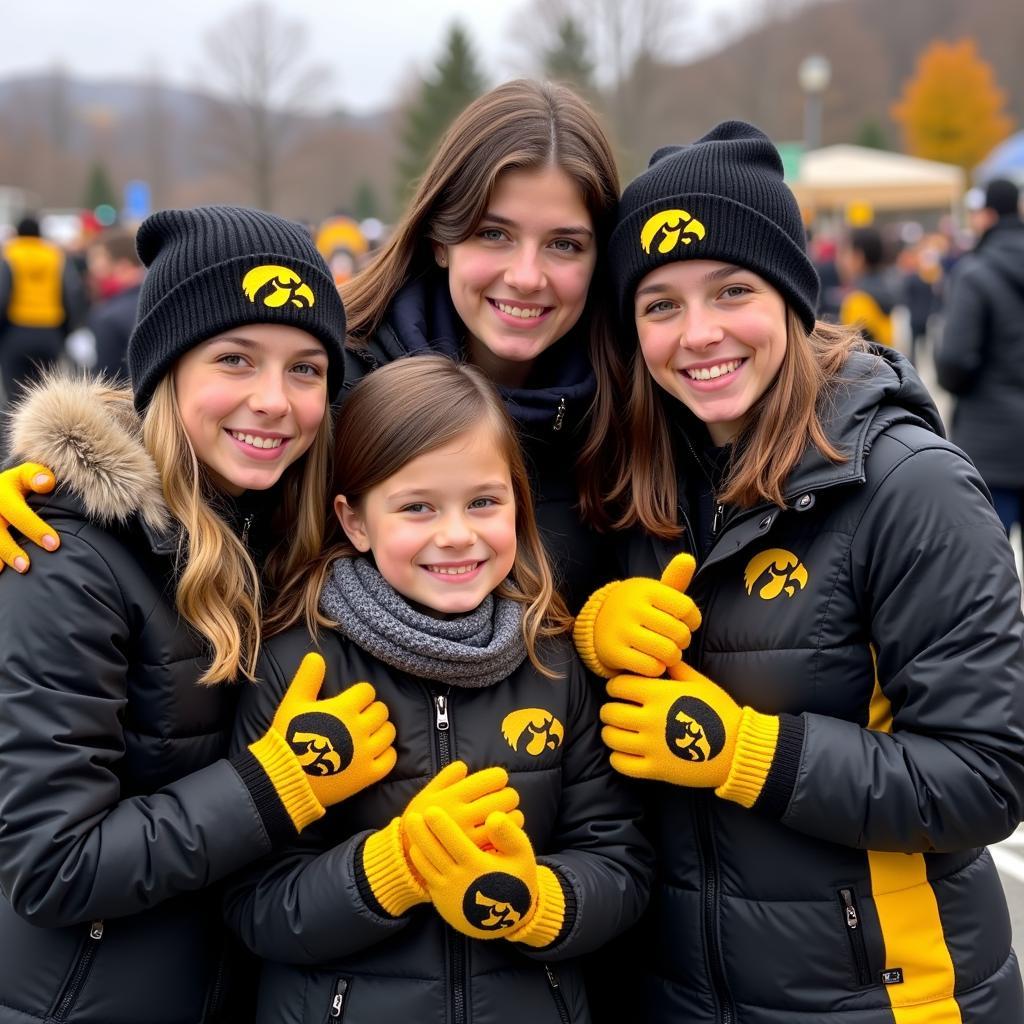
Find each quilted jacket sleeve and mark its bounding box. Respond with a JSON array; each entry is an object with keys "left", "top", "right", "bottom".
[
  {"left": 778, "top": 434, "right": 1024, "bottom": 853},
  {"left": 523, "top": 650, "right": 654, "bottom": 960},
  {"left": 0, "top": 524, "right": 273, "bottom": 928},
  {"left": 223, "top": 638, "right": 410, "bottom": 964}
]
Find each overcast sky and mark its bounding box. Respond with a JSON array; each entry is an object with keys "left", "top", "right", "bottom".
[{"left": 3, "top": 0, "right": 760, "bottom": 114}]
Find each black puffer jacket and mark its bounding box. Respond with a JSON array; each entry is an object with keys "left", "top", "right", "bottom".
[
  {"left": 0, "top": 378, "right": 296, "bottom": 1024},
  {"left": 343, "top": 275, "right": 606, "bottom": 611},
  {"left": 935, "top": 216, "right": 1024, "bottom": 488},
  {"left": 225, "top": 624, "right": 653, "bottom": 1024},
  {"left": 616, "top": 348, "right": 1024, "bottom": 1022}
]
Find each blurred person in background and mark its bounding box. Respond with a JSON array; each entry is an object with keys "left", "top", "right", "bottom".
[
  {"left": 836, "top": 226, "right": 900, "bottom": 346},
  {"left": 0, "top": 215, "right": 85, "bottom": 403},
  {"left": 935, "top": 178, "right": 1024, "bottom": 537},
  {"left": 85, "top": 228, "right": 145, "bottom": 379}
]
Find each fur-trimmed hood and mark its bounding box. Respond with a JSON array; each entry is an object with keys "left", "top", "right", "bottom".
[{"left": 7, "top": 372, "right": 169, "bottom": 532}]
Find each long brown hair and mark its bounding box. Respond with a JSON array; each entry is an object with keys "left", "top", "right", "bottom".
[
  {"left": 281, "top": 355, "right": 572, "bottom": 676},
  {"left": 341, "top": 79, "right": 625, "bottom": 524},
  {"left": 599, "top": 311, "right": 864, "bottom": 539},
  {"left": 144, "top": 376, "right": 332, "bottom": 684}
]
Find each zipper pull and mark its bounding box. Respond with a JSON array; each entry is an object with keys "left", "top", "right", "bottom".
[
  {"left": 545, "top": 964, "right": 560, "bottom": 989},
  {"left": 89, "top": 920, "right": 104, "bottom": 940},
  {"left": 711, "top": 503, "right": 724, "bottom": 536},
  {"left": 553, "top": 398, "right": 566, "bottom": 432},
  {"left": 329, "top": 977, "right": 349, "bottom": 1018},
  {"left": 435, "top": 694, "right": 449, "bottom": 731},
  {"left": 241, "top": 514, "right": 254, "bottom": 545},
  {"left": 840, "top": 888, "right": 859, "bottom": 929}
]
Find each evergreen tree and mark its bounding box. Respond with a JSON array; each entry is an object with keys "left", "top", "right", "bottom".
[
  {"left": 542, "top": 15, "right": 595, "bottom": 94},
  {"left": 855, "top": 119, "right": 890, "bottom": 151},
  {"left": 83, "top": 161, "right": 118, "bottom": 211},
  {"left": 396, "top": 23, "right": 487, "bottom": 202},
  {"left": 353, "top": 180, "right": 379, "bottom": 221}
]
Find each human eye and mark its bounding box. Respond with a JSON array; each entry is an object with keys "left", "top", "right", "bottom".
[
  {"left": 476, "top": 226, "right": 508, "bottom": 243},
  {"left": 721, "top": 283, "right": 753, "bottom": 299},
  {"left": 217, "top": 353, "right": 248, "bottom": 368},
  {"left": 468, "top": 496, "right": 497, "bottom": 510},
  {"left": 400, "top": 502, "right": 431, "bottom": 514},
  {"left": 643, "top": 299, "right": 678, "bottom": 316},
  {"left": 291, "top": 362, "right": 324, "bottom": 377},
  {"left": 550, "top": 237, "right": 583, "bottom": 254}
]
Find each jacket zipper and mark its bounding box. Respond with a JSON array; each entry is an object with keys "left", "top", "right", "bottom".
[
  {"left": 552, "top": 398, "right": 566, "bottom": 432},
  {"left": 430, "top": 687, "right": 466, "bottom": 1024},
  {"left": 838, "top": 888, "right": 872, "bottom": 986},
  {"left": 241, "top": 513, "right": 254, "bottom": 547},
  {"left": 204, "top": 951, "right": 227, "bottom": 1022},
  {"left": 544, "top": 965, "right": 571, "bottom": 1024},
  {"left": 52, "top": 920, "right": 104, "bottom": 1022},
  {"left": 327, "top": 976, "right": 349, "bottom": 1020},
  {"left": 694, "top": 805, "right": 734, "bottom": 1024}
]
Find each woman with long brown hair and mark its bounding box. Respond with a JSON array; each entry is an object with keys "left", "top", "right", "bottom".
[{"left": 574, "top": 121, "right": 1024, "bottom": 1022}]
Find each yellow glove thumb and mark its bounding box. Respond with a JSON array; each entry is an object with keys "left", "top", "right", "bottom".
[
  {"left": 660, "top": 552, "right": 696, "bottom": 594},
  {"left": 275, "top": 652, "right": 327, "bottom": 714}
]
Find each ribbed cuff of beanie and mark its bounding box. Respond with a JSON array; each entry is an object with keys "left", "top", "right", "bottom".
[
  {"left": 572, "top": 583, "right": 619, "bottom": 679},
  {"left": 715, "top": 708, "right": 781, "bottom": 808},
  {"left": 243, "top": 730, "right": 325, "bottom": 835},
  {"left": 359, "top": 818, "right": 428, "bottom": 918},
  {"left": 513, "top": 866, "right": 570, "bottom": 949}
]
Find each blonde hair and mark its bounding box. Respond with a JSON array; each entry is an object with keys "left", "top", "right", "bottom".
[
  {"left": 143, "top": 375, "right": 332, "bottom": 684},
  {"left": 283, "top": 355, "right": 572, "bottom": 677},
  {"left": 600, "top": 312, "right": 864, "bottom": 539},
  {"left": 341, "top": 79, "right": 623, "bottom": 524}
]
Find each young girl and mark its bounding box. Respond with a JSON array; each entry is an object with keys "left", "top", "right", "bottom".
[
  {"left": 0, "top": 206, "right": 396, "bottom": 1024},
  {"left": 575, "top": 122, "right": 1024, "bottom": 1022},
  {"left": 2, "top": 80, "right": 621, "bottom": 612},
  {"left": 225, "top": 354, "right": 651, "bottom": 1024}
]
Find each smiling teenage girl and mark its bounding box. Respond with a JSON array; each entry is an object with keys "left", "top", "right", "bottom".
[
  {"left": 0, "top": 207, "right": 396, "bottom": 1024},
  {"left": 225, "top": 355, "right": 651, "bottom": 1024},
  {"left": 575, "top": 121, "right": 1024, "bottom": 1023}
]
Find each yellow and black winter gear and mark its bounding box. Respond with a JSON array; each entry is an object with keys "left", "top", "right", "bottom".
[
  {"left": 594, "top": 347, "right": 1024, "bottom": 1023},
  {"left": 573, "top": 552, "right": 701, "bottom": 678},
  {"left": 601, "top": 664, "right": 779, "bottom": 806},
  {"left": 361, "top": 761, "right": 524, "bottom": 917},
  {"left": 406, "top": 808, "right": 566, "bottom": 948},
  {"left": 223, "top": 625, "right": 652, "bottom": 1024},
  {"left": 2, "top": 236, "right": 66, "bottom": 328},
  {"left": 247, "top": 653, "right": 397, "bottom": 832},
  {"left": 0, "top": 461, "right": 58, "bottom": 572}
]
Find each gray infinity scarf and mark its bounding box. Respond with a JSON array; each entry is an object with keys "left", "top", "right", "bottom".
[{"left": 319, "top": 557, "right": 528, "bottom": 688}]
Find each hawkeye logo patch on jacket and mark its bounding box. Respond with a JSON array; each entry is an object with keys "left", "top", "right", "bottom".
[
  {"left": 640, "top": 209, "right": 707, "bottom": 255},
  {"left": 242, "top": 265, "right": 316, "bottom": 308},
  {"left": 744, "top": 549, "right": 808, "bottom": 600},
  {"left": 501, "top": 708, "right": 564, "bottom": 756}
]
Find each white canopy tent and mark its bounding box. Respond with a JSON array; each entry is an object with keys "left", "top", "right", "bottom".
[{"left": 789, "top": 145, "right": 966, "bottom": 214}]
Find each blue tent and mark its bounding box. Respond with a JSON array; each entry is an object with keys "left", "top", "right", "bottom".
[{"left": 975, "top": 132, "right": 1024, "bottom": 185}]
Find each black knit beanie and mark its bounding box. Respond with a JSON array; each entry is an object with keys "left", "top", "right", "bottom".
[
  {"left": 127, "top": 205, "right": 346, "bottom": 410},
  {"left": 610, "top": 121, "right": 819, "bottom": 331}
]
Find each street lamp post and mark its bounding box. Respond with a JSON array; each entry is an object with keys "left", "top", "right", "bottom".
[{"left": 798, "top": 55, "right": 832, "bottom": 152}]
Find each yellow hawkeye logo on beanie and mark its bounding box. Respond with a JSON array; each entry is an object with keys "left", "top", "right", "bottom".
[
  {"left": 640, "top": 208, "right": 707, "bottom": 255},
  {"left": 241, "top": 264, "right": 316, "bottom": 309},
  {"left": 744, "top": 549, "right": 808, "bottom": 600},
  {"left": 501, "top": 709, "right": 564, "bottom": 756}
]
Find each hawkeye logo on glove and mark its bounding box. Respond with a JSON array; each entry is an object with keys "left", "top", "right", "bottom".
[
  {"left": 501, "top": 708, "right": 564, "bottom": 756},
  {"left": 286, "top": 711, "right": 353, "bottom": 776},
  {"left": 666, "top": 696, "right": 726, "bottom": 763},
  {"left": 464, "top": 872, "right": 532, "bottom": 931},
  {"left": 640, "top": 208, "right": 707, "bottom": 255},
  {"left": 242, "top": 265, "right": 316, "bottom": 309},
  {"left": 744, "top": 548, "right": 808, "bottom": 600}
]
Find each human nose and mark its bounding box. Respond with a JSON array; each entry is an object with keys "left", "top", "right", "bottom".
[
  {"left": 503, "top": 245, "right": 545, "bottom": 294},
  {"left": 435, "top": 510, "right": 476, "bottom": 548},
  {"left": 678, "top": 303, "right": 724, "bottom": 351},
  {"left": 248, "top": 369, "right": 291, "bottom": 417}
]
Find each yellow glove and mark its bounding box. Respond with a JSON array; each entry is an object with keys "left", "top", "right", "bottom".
[
  {"left": 573, "top": 553, "right": 702, "bottom": 679},
  {"left": 362, "top": 761, "right": 525, "bottom": 917},
  {"left": 249, "top": 653, "right": 397, "bottom": 832},
  {"left": 600, "top": 661, "right": 780, "bottom": 807},
  {"left": 0, "top": 462, "right": 60, "bottom": 573},
  {"left": 406, "top": 808, "right": 566, "bottom": 948}
]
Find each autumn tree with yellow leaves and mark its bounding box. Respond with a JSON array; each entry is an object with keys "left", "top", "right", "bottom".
[{"left": 891, "top": 38, "right": 1013, "bottom": 170}]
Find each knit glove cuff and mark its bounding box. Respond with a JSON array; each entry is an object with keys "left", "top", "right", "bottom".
[
  {"left": 247, "top": 730, "right": 325, "bottom": 833},
  {"left": 362, "top": 817, "right": 428, "bottom": 917},
  {"left": 511, "top": 865, "right": 567, "bottom": 949},
  {"left": 572, "top": 583, "right": 618, "bottom": 678},
  {"left": 715, "top": 707, "right": 780, "bottom": 808}
]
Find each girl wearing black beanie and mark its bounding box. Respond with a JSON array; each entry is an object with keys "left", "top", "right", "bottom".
[{"left": 575, "top": 121, "right": 1024, "bottom": 1022}]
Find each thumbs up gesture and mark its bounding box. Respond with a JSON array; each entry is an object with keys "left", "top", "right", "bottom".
[{"left": 573, "top": 553, "right": 702, "bottom": 678}]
